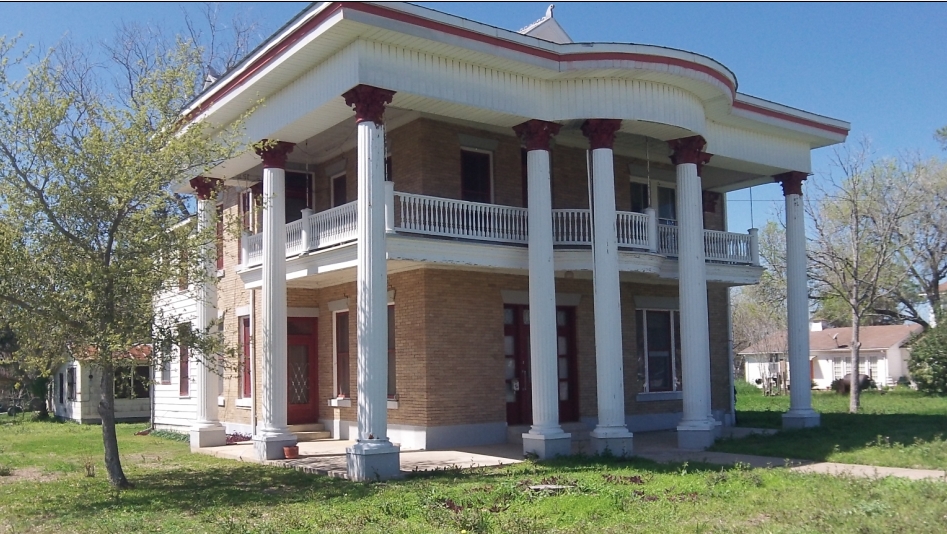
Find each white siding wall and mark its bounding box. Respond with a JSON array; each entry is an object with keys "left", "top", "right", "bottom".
[
  {"left": 50, "top": 361, "right": 151, "bottom": 423},
  {"left": 153, "top": 287, "right": 199, "bottom": 431}
]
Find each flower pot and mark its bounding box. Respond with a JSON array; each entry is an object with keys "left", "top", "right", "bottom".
[{"left": 283, "top": 445, "right": 299, "bottom": 459}]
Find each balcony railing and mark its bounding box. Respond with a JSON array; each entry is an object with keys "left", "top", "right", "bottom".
[{"left": 241, "top": 189, "right": 759, "bottom": 268}]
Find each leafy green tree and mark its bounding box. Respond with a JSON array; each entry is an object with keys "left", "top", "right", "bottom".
[
  {"left": 807, "top": 144, "right": 918, "bottom": 413},
  {"left": 0, "top": 29, "right": 243, "bottom": 487},
  {"left": 909, "top": 317, "right": 947, "bottom": 395}
]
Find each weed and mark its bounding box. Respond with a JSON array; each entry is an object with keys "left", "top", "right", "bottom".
[{"left": 0, "top": 464, "right": 12, "bottom": 476}]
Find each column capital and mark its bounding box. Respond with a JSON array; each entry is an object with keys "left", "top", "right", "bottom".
[
  {"left": 513, "top": 119, "right": 561, "bottom": 151},
  {"left": 581, "top": 119, "right": 622, "bottom": 150},
  {"left": 254, "top": 140, "right": 295, "bottom": 169},
  {"left": 189, "top": 177, "right": 222, "bottom": 201},
  {"left": 342, "top": 84, "right": 396, "bottom": 125},
  {"left": 668, "top": 135, "right": 712, "bottom": 174},
  {"left": 774, "top": 171, "right": 808, "bottom": 197}
]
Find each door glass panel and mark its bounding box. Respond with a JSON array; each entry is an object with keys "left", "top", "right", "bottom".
[
  {"left": 557, "top": 335, "right": 567, "bottom": 356},
  {"left": 558, "top": 357, "right": 568, "bottom": 379},
  {"left": 505, "top": 358, "right": 516, "bottom": 380},
  {"left": 523, "top": 309, "right": 530, "bottom": 325},
  {"left": 504, "top": 335, "right": 515, "bottom": 356},
  {"left": 506, "top": 381, "right": 516, "bottom": 402},
  {"left": 559, "top": 381, "right": 568, "bottom": 400},
  {"left": 556, "top": 310, "right": 566, "bottom": 327},
  {"left": 504, "top": 308, "right": 514, "bottom": 325},
  {"left": 288, "top": 345, "right": 309, "bottom": 405}
]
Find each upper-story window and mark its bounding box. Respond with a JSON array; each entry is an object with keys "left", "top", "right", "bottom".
[
  {"left": 657, "top": 186, "right": 676, "bottom": 225},
  {"left": 215, "top": 204, "right": 224, "bottom": 270},
  {"left": 630, "top": 180, "right": 649, "bottom": 214},
  {"left": 331, "top": 173, "right": 347, "bottom": 208},
  {"left": 285, "top": 171, "right": 313, "bottom": 223},
  {"left": 461, "top": 149, "right": 492, "bottom": 203}
]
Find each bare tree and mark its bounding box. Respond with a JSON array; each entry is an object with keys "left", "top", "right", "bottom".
[{"left": 807, "top": 143, "right": 917, "bottom": 412}]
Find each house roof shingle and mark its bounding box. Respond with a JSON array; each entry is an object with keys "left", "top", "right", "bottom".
[{"left": 740, "top": 324, "right": 922, "bottom": 355}]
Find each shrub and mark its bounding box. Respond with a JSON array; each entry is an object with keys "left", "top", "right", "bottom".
[{"left": 909, "top": 323, "right": 947, "bottom": 395}]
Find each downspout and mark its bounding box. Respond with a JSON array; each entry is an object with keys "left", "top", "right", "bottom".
[{"left": 250, "top": 288, "right": 257, "bottom": 437}]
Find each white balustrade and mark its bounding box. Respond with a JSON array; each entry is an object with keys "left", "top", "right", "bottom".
[
  {"left": 285, "top": 219, "right": 305, "bottom": 256},
  {"left": 396, "top": 193, "right": 528, "bottom": 243},
  {"left": 616, "top": 211, "right": 650, "bottom": 249},
  {"left": 240, "top": 195, "right": 759, "bottom": 268},
  {"left": 552, "top": 209, "right": 591, "bottom": 245},
  {"left": 703, "top": 229, "right": 753, "bottom": 264},
  {"left": 307, "top": 201, "right": 357, "bottom": 250}
]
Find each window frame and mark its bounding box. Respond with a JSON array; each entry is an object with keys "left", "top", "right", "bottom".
[
  {"left": 66, "top": 367, "right": 76, "bottom": 401},
  {"left": 239, "top": 316, "right": 252, "bottom": 399},
  {"left": 387, "top": 303, "right": 396, "bottom": 399},
  {"left": 636, "top": 308, "right": 682, "bottom": 394},
  {"left": 333, "top": 310, "right": 350, "bottom": 398},
  {"left": 178, "top": 324, "right": 190, "bottom": 398},
  {"left": 460, "top": 147, "right": 494, "bottom": 204},
  {"left": 330, "top": 172, "right": 347, "bottom": 208}
]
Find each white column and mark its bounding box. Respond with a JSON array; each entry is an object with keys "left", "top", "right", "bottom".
[
  {"left": 515, "top": 119, "right": 570, "bottom": 459},
  {"left": 779, "top": 172, "right": 820, "bottom": 428},
  {"left": 189, "top": 187, "right": 226, "bottom": 449},
  {"left": 253, "top": 144, "right": 297, "bottom": 460},
  {"left": 584, "top": 124, "right": 633, "bottom": 456},
  {"left": 645, "top": 207, "right": 658, "bottom": 253},
  {"left": 672, "top": 142, "right": 716, "bottom": 450},
  {"left": 343, "top": 84, "right": 400, "bottom": 481}
]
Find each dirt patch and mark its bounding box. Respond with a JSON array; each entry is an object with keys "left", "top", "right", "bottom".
[{"left": 0, "top": 466, "right": 61, "bottom": 484}]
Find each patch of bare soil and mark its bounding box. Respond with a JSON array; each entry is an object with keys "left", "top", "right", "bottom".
[{"left": 0, "top": 467, "right": 61, "bottom": 484}]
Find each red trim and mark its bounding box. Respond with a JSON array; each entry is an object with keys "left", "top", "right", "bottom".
[
  {"left": 733, "top": 101, "right": 849, "bottom": 136},
  {"left": 190, "top": 2, "right": 846, "bottom": 139}
]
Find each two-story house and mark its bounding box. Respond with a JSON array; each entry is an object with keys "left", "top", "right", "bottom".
[{"left": 153, "top": 2, "right": 848, "bottom": 480}]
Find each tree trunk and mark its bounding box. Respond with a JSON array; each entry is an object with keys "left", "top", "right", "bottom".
[
  {"left": 98, "top": 362, "right": 131, "bottom": 488},
  {"left": 849, "top": 310, "right": 861, "bottom": 414}
]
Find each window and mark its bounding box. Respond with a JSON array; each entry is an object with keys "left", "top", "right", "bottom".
[
  {"left": 385, "top": 155, "right": 392, "bottom": 183},
  {"left": 636, "top": 309, "right": 682, "bottom": 393},
  {"left": 520, "top": 148, "right": 528, "bottom": 208},
  {"left": 388, "top": 304, "right": 396, "bottom": 398},
  {"left": 239, "top": 317, "right": 251, "bottom": 398},
  {"left": 334, "top": 311, "right": 350, "bottom": 397},
  {"left": 58, "top": 373, "right": 64, "bottom": 404},
  {"left": 179, "top": 324, "right": 190, "bottom": 397},
  {"left": 630, "top": 181, "right": 649, "bottom": 213},
  {"left": 160, "top": 355, "right": 171, "bottom": 384},
  {"left": 114, "top": 366, "right": 151, "bottom": 399},
  {"left": 285, "top": 171, "right": 313, "bottom": 223},
  {"left": 657, "top": 186, "right": 676, "bottom": 225},
  {"left": 461, "top": 149, "right": 492, "bottom": 203},
  {"left": 332, "top": 174, "right": 347, "bottom": 208},
  {"left": 67, "top": 367, "right": 76, "bottom": 401},
  {"left": 215, "top": 204, "right": 224, "bottom": 270}
]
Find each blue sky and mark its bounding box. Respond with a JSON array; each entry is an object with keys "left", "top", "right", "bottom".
[{"left": 3, "top": 2, "right": 944, "bottom": 233}]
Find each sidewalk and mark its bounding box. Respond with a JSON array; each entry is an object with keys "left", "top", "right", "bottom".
[{"left": 193, "top": 428, "right": 947, "bottom": 482}]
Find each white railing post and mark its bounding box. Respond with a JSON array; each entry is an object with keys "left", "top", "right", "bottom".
[
  {"left": 300, "top": 209, "right": 314, "bottom": 252},
  {"left": 645, "top": 207, "right": 658, "bottom": 253},
  {"left": 240, "top": 230, "right": 250, "bottom": 267},
  {"left": 749, "top": 228, "right": 759, "bottom": 266},
  {"left": 385, "top": 181, "right": 395, "bottom": 234}
]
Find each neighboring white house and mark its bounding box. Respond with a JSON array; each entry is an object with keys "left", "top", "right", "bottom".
[
  {"left": 741, "top": 323, "right": 922, "bottom": 390},
  {"left": 51, "top": 356, "right": 153, "bottom": 424}
]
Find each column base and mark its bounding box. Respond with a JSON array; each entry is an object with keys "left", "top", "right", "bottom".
[
  {"left": 782, "top": 409, "right": 821, "bottom": 429},
  {"left": 590, "top": 429, "right": 634, "bottom": 457},
  {"left": 346, "top": 439, "right": 401, "bottom": 481},
  {"left": 677, "top": 421, "right": 716, "bottom": 450},
  {"left": 252, "top": 432, "right": 298, "bottom": 460},
  {"left": 522, "top": 432, "right": 572, "bottom": 459},
  {"left": 189, "top": 424, "right": 226, "bottom": 450}
]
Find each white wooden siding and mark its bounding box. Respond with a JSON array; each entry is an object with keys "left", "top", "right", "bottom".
[{"left": 153, "top": 288, "right": 199, "bottom": 429}]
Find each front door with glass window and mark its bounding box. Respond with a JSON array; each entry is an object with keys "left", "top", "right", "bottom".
[
  {"left": 287, "top": 317, "right": 319, "bottom": 425},
  {"left": 503, "top": 305, "right": 578, "bottom": 425}
]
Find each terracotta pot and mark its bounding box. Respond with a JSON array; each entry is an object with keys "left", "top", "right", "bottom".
[{"left": 283, "top": 445, "right": 299, "bottom": 459}]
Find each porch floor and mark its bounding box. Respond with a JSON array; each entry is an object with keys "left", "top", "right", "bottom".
[{"left": 191, "top": 427, "right": 947, "bottom": 481}]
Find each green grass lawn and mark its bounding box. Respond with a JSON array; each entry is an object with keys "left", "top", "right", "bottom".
[
  {"left": 713, "top": 382, "right": 947, "bottom": 470},
  {"left": 2, "top": 420, "right": 947, "bottom": 533}
]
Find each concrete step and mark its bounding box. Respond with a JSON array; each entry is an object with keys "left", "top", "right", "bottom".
[
  {"left": 295, "top": 431, "right": 332, "bottom": 442},
  {"left": 287, "top": 423, "right": 325, "bottom": 433}
]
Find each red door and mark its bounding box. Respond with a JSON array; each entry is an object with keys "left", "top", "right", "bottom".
[
  {"left": 504, "top": 305, "right": 578, "bottom": 425},
  {"left": 287, "top": 317, "right": 319, "bottom": 425}
]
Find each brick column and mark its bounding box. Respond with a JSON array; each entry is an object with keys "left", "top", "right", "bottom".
[
  {"left": 342, "top": 84, "right": 401, "bottom": 481},
  {"left": 581, "top": 119, "right": 633, "bottom": 456},
  {"left": 252, "top": 140, "right": 298, "bottom": 460},
  {"left": 188, "top": 177, "right": 227, "bottom": 450},
  {"left": 775, "top": 171, "right": 820, "bottom": 429},
  {"left": 668, "top": 135, "right": 716, "bottom": 450},
  {"left": 513, "top": 119, "right": 571, "bottom": 459}
]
